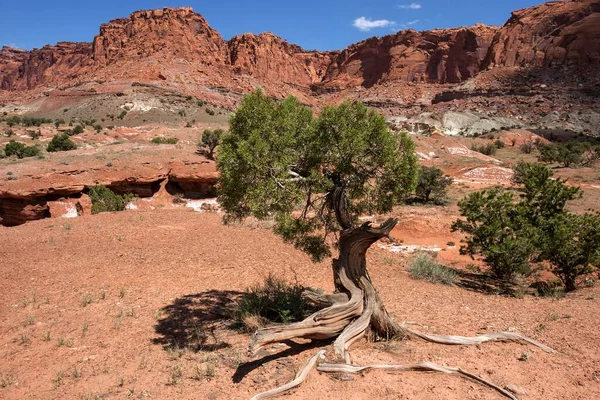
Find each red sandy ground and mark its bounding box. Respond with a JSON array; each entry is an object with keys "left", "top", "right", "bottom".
[{"left": 1, "top": 208, "right": 599, "bottom": 400}]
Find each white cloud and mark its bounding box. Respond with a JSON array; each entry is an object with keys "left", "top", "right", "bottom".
[
  {"left": 398, "top": 3, "right": 422, "bottom": 9},
  {"left": 407, "top": 20, "right": 420, "bottom": 25},
  {"left": 353, "top": 17, "right": 396, "bottom": 32}
]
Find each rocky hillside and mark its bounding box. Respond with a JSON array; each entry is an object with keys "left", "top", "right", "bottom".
[
  {"left": 484, "top": 0, "right": 600, "bottom": 70},
  {"left": 0, "top": 1, "right": 599, "bottom": 107},
  {"left": 321, "top": 24, "right": 498, "bottom": 90}
]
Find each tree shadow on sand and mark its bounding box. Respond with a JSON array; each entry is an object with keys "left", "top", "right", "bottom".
[
  {"left": 153, "top": 290, "right": 242, "bottom": 352},
  {"left": 452, "top": 268, "right": 519, "bottom": 296},
  {"left": 232, "top": 339, "right": 329, "bottom": 383}
]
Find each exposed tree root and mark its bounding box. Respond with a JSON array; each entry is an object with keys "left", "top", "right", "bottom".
[
  {"left": 249, "top": 261, "right": 364, "bottom": 356},
  {"left": 317, "top": 361, "right": 519, "bottom": 400},
  {"left": 400, "top": 323, "right": 557, "bottom": 353},
  {"left": 247, "top": 217, "right": 555, "bottom": 399},
  {"left": 250, "top": 350, "right": 325, "bottom": 400}
]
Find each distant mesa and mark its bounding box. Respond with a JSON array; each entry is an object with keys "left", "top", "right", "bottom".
[{"left": 1, "top": 1, "right": 599, "bottom": 102}]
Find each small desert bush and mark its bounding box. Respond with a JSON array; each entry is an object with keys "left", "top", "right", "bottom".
[
  {"left": 520, "top": 141, "right": 534, "bottom": 154},
  {"left": 88, "top": 185, "right": 134, "bottom": 214},
  {"left": 150, "top": 137, "right": 178, "bottom": 144},
  {"left": 235, "top": 274, "right": 314, "bottom": 329},
  {"left": 471, "top": 143, "right": 497, "bottom": 156},
  {"left": 4, "top": 140, "right": 41, "bottom": 158},
  {"left": 47, "top": 134, "right": 76, "bottom": 152},
  {"left": 409, "top": 253, "right": 456, "bottom": 285}
]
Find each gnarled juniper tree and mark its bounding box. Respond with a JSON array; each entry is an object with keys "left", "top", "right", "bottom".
[
  {"left": 218, "top": 90, "right": 555, "bottom": 400},
  {"left": 218, "top": 89, "right": 418, "bottom": 358}
]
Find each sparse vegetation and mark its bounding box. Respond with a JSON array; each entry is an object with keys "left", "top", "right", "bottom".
[
  {"left": 409, "top": 253, "right": 456, "bottom": 285},
  {"left": 537, "top": 141, "right": 599, "bottom": 167},
  {"left": 235, "top": 274, "right": 314, "bottom": 327},
  {"left": 88, "top": 185, "right": 133, "bottom": 214},
  {"left": 198, "top": 128, "right": 223, "bottom": 159},
  {"left": 520, "top": 141, "right": 534, "bottom": 154},
  {"left": 150, "top": 137, "right": 178, "bottom": 144},
  {"left": 4, "top": 140, "right": 41, "bottom": 158},
  {"left": 27, "top": 129, "right": 41, "bottom": 139},
  {"left": 452, "top": 162, "right": 600, "bottom": 290},
  {"left": 471, "top": 143, "right": 497, "bottom": 156},
  {"left": 415, "top": 166, "right": 453, "bottom": 204},
  {"left": 47, "top": 134, "right": 77, "bottom": 152}
]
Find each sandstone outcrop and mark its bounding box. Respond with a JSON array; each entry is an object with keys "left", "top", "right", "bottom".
[
  {"left": 320, "top": 25, "right": 498, "bottom": 90},
  {"left": 484, "top": 0, "right": 600, "bottom": 69},
  {"left": 1, "top": 1, "right": 597, "bottom": 104},
  {"left": 0, "top": 161, "right": 219, "bottom": 226},
  {"left": 92, "top": 7, "right": 229, "bottom": 66},
  {"left": 0, "top": 42, "right": 93, "bottom": 91}
]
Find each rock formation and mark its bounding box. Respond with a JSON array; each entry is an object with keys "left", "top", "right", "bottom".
[
  {"left": 1, "top": 1, "right": 597, "bottom": 102},
  {"left": 321, "top": 25, "right": 497, "bottom": 90},
  {"left": 228, "top": 32, "right": 336, "bottom": 86},
  {"left": 484, "top": 0, "right": 600, "bottom": 69},
  {"left": 92, "top": 7, "right": 229, "bottom": 66}
]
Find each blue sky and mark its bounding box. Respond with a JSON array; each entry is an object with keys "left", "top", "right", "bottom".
[{"left": 0, "top": 1, "right": 546, "bottom": 51}]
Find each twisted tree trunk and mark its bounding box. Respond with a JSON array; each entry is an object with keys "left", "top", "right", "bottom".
[{"left": 249, "top": 187, "right": 555, "bottom": 399}]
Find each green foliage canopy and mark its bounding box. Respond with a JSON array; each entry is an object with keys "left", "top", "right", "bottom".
[
  {"left": 4, "top": 140, "right": 41, "bottom": 159},
  {"left": 452, "top": 161, "right": 599, "bottom": 290},
  {"left": 415, "top": 166, "right": 453, "bottom": 203},
  {"left": 88, "top": 185, "right": 133, "bottom": 214},
  {"left": 200, "top": 128, "right": 224, "bottom": 159},
  {"left": 217, "top": 89, "right": 418, "bottom": 261},
  {"left": 47, "top": 134, "right": 77, "bottom": 152}
]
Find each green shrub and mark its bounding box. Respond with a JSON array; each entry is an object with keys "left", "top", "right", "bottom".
[
  {"left": 453, "top": 162, "right": 598, "bottom": 290},
  {"left": 541, "top": 212, "right": 600, "bottom": 291},
  {"left": 538, "top": 142, "right": 585, "bottom": 167},
  {"left": 205, "top": 108, "right": 215, "bottom": 116},
  {"left": 4, "top": 140, "right": 41, "bottom": 159},
  {"left": 72, "top": 125, "right": 84, "bottom": 135},
  {"left": 117, "top": 111, "right": 127, "bottom": 120},
  {"left": 415, "top": 166, "right": 453, "bottom": 203},
  {"left": 409, "top": 253, "right": 456, "bottom": 285},
  {"left": 21, "top": 145, "right": 42, "bottom": 158},
  {"left": 150, "top": 137, "right": 178, "bottom": 144},
  {"left": 235, "top": 274, "right": 314, "bottom": 327},
  {"left": 88, "top": 185, "right": 133, "bottom": 214},
  {"left": 471, "top": 143, "right": 497, "bottom": 156},
  {"left": 198, "top": 128, "right": 224, "bottom": 159},
  {"left": 4, "top": 140, "right": 26, "bottom": 158},
  {"left": 520, "top": 141, "right": 534, "bottom": 154},
  {"left": 27, "top": 130, "right": 41, "bottom": 139},
  {"left": 47, "top": 134, "right": 77, "bottom": 152},
  {"left": 494, "top": 139, "right": 505, "bottom": 149}
]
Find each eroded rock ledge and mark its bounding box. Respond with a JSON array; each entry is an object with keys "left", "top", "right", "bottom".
[{"left": 0, "top": 161, "right": 218, "bottom": 226}]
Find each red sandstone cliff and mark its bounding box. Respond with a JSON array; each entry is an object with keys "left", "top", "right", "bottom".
[
  {"left": 484, "top": 0, "right": 600, "bottom": 69},
  {"left": 228, "top": 32, "right": 336, "bottom": 86},
  {"left": 92, "top": 7, "right": 229, "bottom": 66},
  {"left": 0, "top": 42, "right": 92, "bottom": 91},
  {"left": 0, "top": 1, "right": 599, "bottom": 102},
  {"left": 320, "top": 25, "right": 497, "bottom": 90}
]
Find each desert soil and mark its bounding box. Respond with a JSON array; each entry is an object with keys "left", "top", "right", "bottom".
[{"left": 1, "top": 206, "right": 599, "bottom": 400}]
